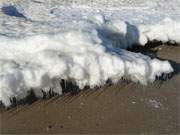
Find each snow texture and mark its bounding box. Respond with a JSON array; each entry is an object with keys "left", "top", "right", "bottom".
[{"left": 0, "top": 0, "right": 179, "bottom": 106}]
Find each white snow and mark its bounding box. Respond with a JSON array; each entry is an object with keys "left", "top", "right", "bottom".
[
  {"left": 0, "top": 29, "right": 174, "bottom": 106},
  {"left": 0, "top": 0, "right": 179, "bottom": 106},
  {"left": 138, "top": 18, "right": 180, "bottom": 45}
]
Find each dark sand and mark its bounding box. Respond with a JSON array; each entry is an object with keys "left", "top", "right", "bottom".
[{"left": 0, "top": 43, "right": 179, "bottom": 134}]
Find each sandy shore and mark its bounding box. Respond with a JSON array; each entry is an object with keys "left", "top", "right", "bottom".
[{"left": 0, "top": 43, "right": 179, "bottom": 134}]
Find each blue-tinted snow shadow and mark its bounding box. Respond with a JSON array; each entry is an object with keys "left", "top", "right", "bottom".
[
  {"left": 97, "top": 21, "right": 140, "bottom": 50},
  {"left": 1, "top": 5, "right": 26, "bottom": 18}
]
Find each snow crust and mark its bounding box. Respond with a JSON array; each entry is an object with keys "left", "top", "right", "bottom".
[{"left": 0, "top": 0, "right": 179, "bottom": 106}]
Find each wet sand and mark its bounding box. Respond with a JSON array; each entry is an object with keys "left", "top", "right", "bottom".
[{"left": 0, "top": 43, "right": 179, "bottom": 134}]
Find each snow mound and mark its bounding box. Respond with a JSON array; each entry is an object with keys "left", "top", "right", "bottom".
[
  {"left": 138, "top": 18, "right": 180, "bottom": 45},
  {"left": 98, "top": 18, "right": 180, "bottom": 48},
  {"left": 0, "top": 28, "right": 173, "bottom": 106},
  {"left": 0, "top": 0, "right": 179, "bottom": 106}
]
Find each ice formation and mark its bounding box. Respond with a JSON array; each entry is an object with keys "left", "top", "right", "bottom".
[
  {"left": 0, "top": 0, "right": 179, "bottom": 106},
  {"left": 0, "top": 28, "right": 174, "bottom": 106}
]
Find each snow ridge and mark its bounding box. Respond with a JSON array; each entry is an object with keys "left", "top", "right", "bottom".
[
  {"left": 0, "top": 23, "right": 174, "bottom": 106},
  {"left": 0, "top": 0, "right": 179, "bottom": 106}
]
